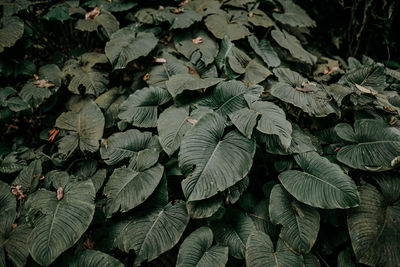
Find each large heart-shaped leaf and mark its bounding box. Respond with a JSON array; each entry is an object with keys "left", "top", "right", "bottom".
[
  {"left": 179, "top": 112, "right": 255, "bottom": 201},
  {"left": 118, "top": 87, "right": 171, "bottom": 127},
  {"left": 347, "top": 174, "right": 400, "bottom": 267},
  {"left": 205, "top": 10, "right": 250, "bottom": 41},
  {"left": 157, "top": 106, "right": 212, "bottom": 156},
  {"left": 211, "top": 209, "right": 255, "bottom": 259},
  {"left": 105, "top": 24, "right": 158, "bottom": 69},
  {"left": 230, "top": 100, "right": 292, "bottom": 149},
  {"left": 75, "top": 9, "right": 119, "bottom": 38},
  {"left": 100, "top": 129, "right": 160, "bottom": 165},
  {"left": 271, "top": 68, "right": 338, "bottom": 117},
  {"left": 56, "top": 100, "right": 105, "bottom": 155},
  {"left": 154, "top": 7, "right": 202, "bottom": 30},
  {"left": 335, "top": 119, "right": 400, "bottom": 171},
  {"left": 103, "top": 164, "right": 164, "bottom": 217},
  {"left": 269, "top": 184, "right": 320, "bottom": 254},
  {"left": 27, "top": 180, "right": 95, "bottom": 266},
  {"left": 279, "top": 152, "right": 360, "bottom": 209},
  {"left": 12, "top": 159, "right": 42, "bottom": 193},
  {"left": 176, "top": 227, "right": 228, "bottom": 267},
  {"left": 197, "top": 80, "right": 262, "bottom": 117},
  {"left": 248, "top": 35, "right": 280, "bottom": 68},
  {"left": 174, "top": 30, "right": 219, "bottom": 66},
  {"left": 271, "top": 30, "right": 317, "bottom": 65},
  {"left": 19, "top": 64, "right": 63, "bottom": 108},
  {"left": 0, "top": 16, "right": 24, "bottom": 53},
  {"left": 166, "top": 74, "right": 224, "bottom": 97},
  {"left": 69, "top": 249, "right": 124, "bottom": 267},
  {"left": 339, "top": 64, "right": 386, "bottom": 93},
  {"left": 63, "top": 52, "right": 109, "bottom": 96},
  {"left": 246, "top": 232, "right": 303, "bottom": 267},
  {"left": 116, "top": 201, "right": 189, "bottom": 266},
  {"left": 272, "top": 0, "right": 316, "bottom": 27}
]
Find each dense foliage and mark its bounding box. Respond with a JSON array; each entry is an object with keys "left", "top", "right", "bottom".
[{"left": 1, "top": 0, "right": 400, "bottom": 266}]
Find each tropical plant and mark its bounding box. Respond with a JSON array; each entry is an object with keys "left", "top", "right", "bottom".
[{"left": 0, "top": 0, "right": 399, "bottom": 266}]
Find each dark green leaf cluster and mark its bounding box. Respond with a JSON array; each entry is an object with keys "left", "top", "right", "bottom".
[{"left": 0, "top": 0, "right": 400, "bottom": 266}]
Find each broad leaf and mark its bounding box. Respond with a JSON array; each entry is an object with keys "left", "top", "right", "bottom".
[
  {"left": 211, "top": 209, "right": 255, "bottom": 259},
  {"left": 100, "top": 129, "right": 160, "bottom": 165},
  {"left": 270, "top": 184, "right": 320, "bottom": 254},
  {"left": 75, "top": 10, "right": 119, "bottom": 38},
  {"left": 63, "top": 52, "right": 109, "bottom": 96},
  {"left": 271, "top": 68, "right": 338, "bottom": 117},
  {"left": 335, "top": 119, "right": 400, "bottom": 171},
  {"left": 177, "top": 227, "right": 229, "bottom": 267},
  {"left": 187, "top": 195, "right": 223, "bottom": 219},
  {"left": 85, "top": 0, "right": 138, "bottom": 12},
  {"left": 0, "top": 16, "right": 24, "bottom": 53},
  {"left": 118, "top": 87, "right": 171, "bottom": 127},
  {"left": 273, "top": 0, "right": 316, "bottom": 27},
  {"left": 248, "top": 35, "right": 280, "bottom": 68},
  {"left": 12, "top": 159, "right": 42, "bottom": 193},
  {"left": 104, "top": 164, "right": 164, "bottom": 217},
  {"left": 347, "top": 175, "right": 400, "bottom": 267},
  {"left": 174, "top": 30, "right": 219, "bottom": 66},
  {"left": 179, "top": 112, "right": 255, "bottom": 201},
  {"left": 27, "top": 180, "right": 95, "bottom": 266},
  {"left": 271, "top": 30, "right": 317, "bottom": 65},
  {"left": 69, "top": 250, "right": 124, "bottom": 267},
  {"left": 279, "top": 152, "right": 360, "bottom": 209},
  {"left": 105, "top": 24, "right": 158, "bottom": 69},
  {"left": 116, "top": 201, "right": 189, "bottom": 266},
  {"left": 246, "top": 232, "right": 303, "bottom": 267},
  {"left": 166, "top": 74, "right": 224, "bottom": 97},
  {"left": 154, "top": 7, "right": 202, "bottom": 30},
  {"left": 19, "top": 64, "right": 63, "bottom": 108},
  {"left": 157, "top": 106, "right": 212, "bottom": 156},
  {"left": 243, "top": 58, "right": 272, "bottom": 85},
  {"left": 197, "top": 80, "right": 263, "bottom": 117},
  {"left": 339, "top": 64, "right": 386, "bottom": 93},
  {"left": 205, "top": 10, "right": 251, "bottom": 41},
  {"left": 248, "top": 9, "right": 274, "bottom": 28},
  {"left": 56, "top": 100, "right": 105, "bottom": 155}
]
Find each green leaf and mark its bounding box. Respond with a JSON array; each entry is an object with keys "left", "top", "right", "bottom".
[
  {"left": 198, "top": 80, "right": 262, "bottom": 117},
  {"left": 63, "top": 52, "right": 109, "bottom": 96},
  {"left": 1, "top": 224, "right": 31, "bottom": 267},
  {"left": 211, "top": 209, "right": 255, "bottom": 259},
  {"left": 85, "top": 0, "right": 137, "bottom": 12},
  {"left": 43, "top": 5, "right": 73, "bottom": 22},
  {"left": 269, "top": 184, "right": 320, "bottom": 254},
  {"left": 279, "top": 152, "right": 360, "bottom": 209},
  {"left": 205, "top": 10, "right": 251, "bottom": 41},
  {"left": 166, "top": 74, "right": 224, "bottom": 97},
  {"left": 243, "top": 58, "right": 272, "bottom": 85},
  {"left": 0, "top": 16, "right": 24, "bottom": 53},
  {"left": 335, "top": 119, "right": 400, "bottom": 171},
  {"left": 177, "top": 227, "right": 229, "bottom": 267},
  {"left": 27, "top": 180, "right": 95, "bottom": 266},
  {"left": 271, "top": 30, "right": 317, "bottom": 65},
  {"left": 75, "top": 10, "right": 119, "bottom": 38},
  {"left": 248, "top": 35, "right": 280, "bottom": 68},
  {"left": 0, "top": 181, "right": 15, "bottom": 218},
  {"left": 154, "top": 7, "right": 202, "bottom": 30},
  {"left": 0, "top": 153, "right": 26, "bottom": 174},
  {"left": 100, "top": 129, "right": 160, "bottom": 165},
  {"left": 12, "top": 159, "right": 42, "bottom": 193},
  {"left": 104, "top": 164, "right": 164, "bottom": 217},
  {"left": 179, "top": 112, "right": 255, "bottom": 201},
  {"left": 187, "top": 195, "right": 223, "bottom": 219},
  {"left": 347, "top": 175, "right": 400, "bottom": 267},
  {"left": 69, "top": 250, "right": 124, "bottom": 267},
  {"left": 158, "top": 106, "right": 212, "bottom": 156},
  {"left": 339, "top": 64, "right": 386, "bottom": 93},
  {"left": 117, "top": 201, "right": 189, "bottom": 266},
  {"left": 56, "top": 100, "right": 105, "bottom": 155},
  {"left": 272, "top": 0, "right": 316, "bottom": 27},
  {"left": 118, "top": 87, "right": 171, "bottom": 127},
  {"left": 246, "top": 232, "right": 303, "bottom": 267},
  {"left": 271, "top": 68, "right": 338, "bottom": 117},
  {"left": 105, "top": 24, "right": 158, "bottom": 69},
  {"left": 174, "top": 29, "right": 219, "bottom": 66},
  {"left": 19, "top": 64, "right": 63, "bottom": 108},
  {"left": 248, "top": 9, "right": 274, "bottom": 28},
  {"left": 229, "top": 108, "right": 258, "bottom": 138}
]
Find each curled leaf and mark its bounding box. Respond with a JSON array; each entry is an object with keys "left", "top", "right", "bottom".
[
  {"left": 191, "top": 36, "right": 203, "bottom": 44},
  {"left": 85, "top": 7, "right": 100, "bottom": 20},
  {"left": 57, "top": 187, "right": 63, "bottom": 201}
]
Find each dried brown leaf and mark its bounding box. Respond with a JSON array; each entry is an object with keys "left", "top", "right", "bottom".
[{"left": 85, "top": 7, "right": 100, "bottom": 20}]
